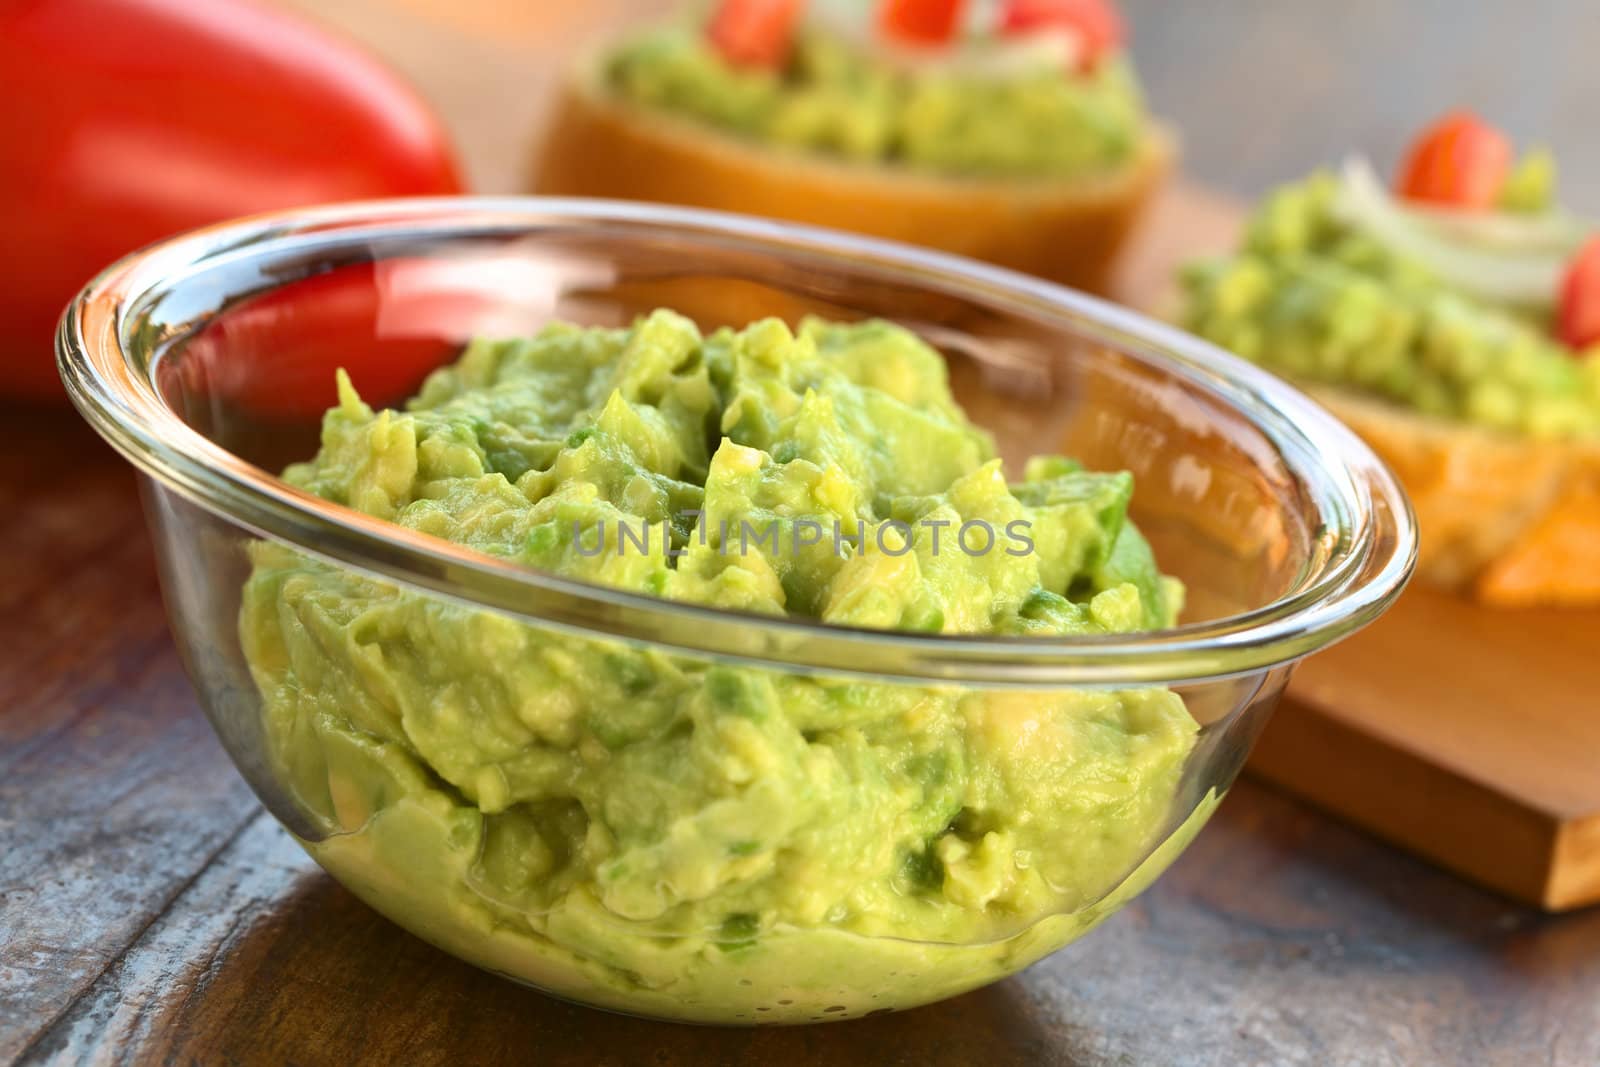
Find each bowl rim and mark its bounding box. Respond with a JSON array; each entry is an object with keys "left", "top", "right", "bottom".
[{"left": 57, "top": 195, "right": 1416, "bottom": 687}]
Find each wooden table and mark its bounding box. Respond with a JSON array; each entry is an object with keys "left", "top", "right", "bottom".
[
  {"left": 5, "top": 411, "right": 1600, "bottom": 1067},
  {"left": 5, "top": 2, "right": 1600, "bottom": 1064}
]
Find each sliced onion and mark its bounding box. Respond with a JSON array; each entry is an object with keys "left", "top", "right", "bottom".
[
  {"left": 1405, "top": 202, "right": 1590, "bottom": 255},
  {"left": 1333, "top": 157, "right": 1591, "bottom": 309},
  {"left": 806, "top": 1, "right": 1083, "bottom": 77}
]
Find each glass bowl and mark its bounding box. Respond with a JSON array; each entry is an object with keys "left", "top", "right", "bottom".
[{"left": 57, "top": 198, "right": 1414, "bottom": 1025}]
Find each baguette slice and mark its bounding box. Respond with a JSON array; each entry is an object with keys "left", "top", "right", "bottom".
[
  {"left": 1307, "top": 386, "right": 1600, "bottom": 607},
  {"left": 530, "top": 67, "right": 1174, "bottom": 295}
]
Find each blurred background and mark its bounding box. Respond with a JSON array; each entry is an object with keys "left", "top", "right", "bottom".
[
  {"left": 7, "top": 1, "right": 1599, "bottom": 1061},
  {"left": 1120, "top": 0, "right": 1600, "bottom": 212},
  {"left": 285, "top": 0, "right": 1600, "bottom": 209}
]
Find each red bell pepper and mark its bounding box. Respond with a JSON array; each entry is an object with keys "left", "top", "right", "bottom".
[{"left": 0, "top": 0, "right": 464, "bottom": 404}]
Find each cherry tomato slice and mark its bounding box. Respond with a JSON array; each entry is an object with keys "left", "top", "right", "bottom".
[
  {"left": 879, "top": 0, "right": 967, "bottom": 46},
  {"left": 999, "top": 0, "right": 1125, "bottom": 68},
  {"left": 707, "top": 0, "right": 804, "bottom": 67},
  {"left": 1395, "top": 111, "right": 1514, "bottom": 210},
  {"left": 1557, "top": 237, "right": 1600, "bottom": 351}
]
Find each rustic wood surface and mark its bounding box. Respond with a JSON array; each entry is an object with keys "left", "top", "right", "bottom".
[
  {"left": 1256, "top": 587, "right": 1600, "bottom": 912},
  {"left": 6, "top": 408, "right": 1600, "bottom": 1067},
  {"left": 5, "top": 2, "right": 1600, "bottom": 1064}
]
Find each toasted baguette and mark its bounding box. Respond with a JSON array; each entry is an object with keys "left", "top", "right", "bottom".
[
  {"left": 1307, "top": 386, "right": 1600, "bottom": 607},
  {"left": 530, "top": 68, "right": 1174, "bottom": 295}
]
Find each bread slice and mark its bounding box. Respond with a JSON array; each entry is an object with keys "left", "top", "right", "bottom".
[
  {"left": 530, "top": 68, "right": 1174, "bottom": 295},
  {"left": 1308, "top": 386, "right": 1600, "bottom": 607}
]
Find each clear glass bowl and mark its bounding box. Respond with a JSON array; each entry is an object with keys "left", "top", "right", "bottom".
[{"left": 58, "top": 198, "right": 1414, "bottom": 1025}]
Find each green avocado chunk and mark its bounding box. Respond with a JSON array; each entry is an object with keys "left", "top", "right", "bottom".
[
  {"left": 1180, "top": 170, "right": 1600, "bottom": 439},
  {"left": 604, "top": 25, "right": 1148, "bottom": 180},
  {"left": 240, "top": 312, "right": 1204, "bottom": 1022}
]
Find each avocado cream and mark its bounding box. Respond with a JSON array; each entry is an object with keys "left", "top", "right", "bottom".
[{"left": 241, "top": 312, "right": 1205, "bottom": 1021}]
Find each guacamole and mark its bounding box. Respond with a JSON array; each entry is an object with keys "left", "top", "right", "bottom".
[
  {"left": 605, "top": 26, "right": 1147, "bottom": 180},
  {"left": 1182, "top": 166, "right": 1600, "bottom": 439},
  {"left": 241, "top": 312, "right": 1204, "bottom": 1022}
]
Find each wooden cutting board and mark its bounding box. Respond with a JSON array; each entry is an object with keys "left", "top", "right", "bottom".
[
  {"left": 1254, "top": 592, "right": 1600, "bottom": 911},
  {"left": 1119, "top": 198, "right": 1600, "bottom": 913},
  {"left": 293, "top": 0, "right": 1600, "bottom": 914}
]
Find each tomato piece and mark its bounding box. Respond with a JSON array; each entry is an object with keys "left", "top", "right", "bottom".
[
  {"left": 1557, "top": 237, "right": 1600, "bottom": 352},
  {"left": 707, "top": 0, "right": 804, "bottom": 67},
  {"left": 999, "top": 0, "right": 1125, "bottom": 68},
  {"left": 1395, "top": 111, "right": 1513, "bottom": 210},
  {"left": 0, "top": 0, "right": 463, "bottom": 404},
  {"left": 176, "top": 258, "right": 513, "bottom": 420},
  {"left": 879, "top": 0, "right": 968, "bottom": 46}
]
